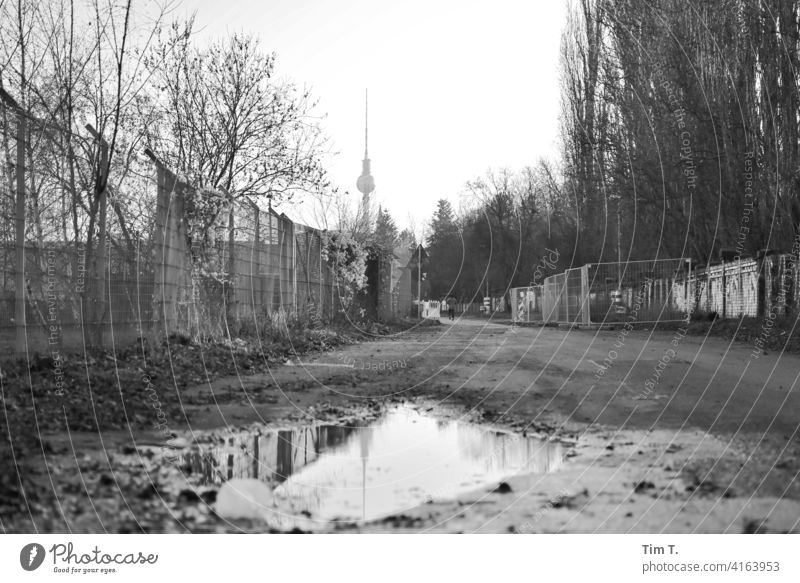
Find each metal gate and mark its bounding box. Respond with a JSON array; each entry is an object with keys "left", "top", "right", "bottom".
[
  {"left": 542, "top": 266, "right": 590, "bottom": 325},
  {"left": 510, "top": 285, "right": 545, "bottom": 323},
  {"left": 540, "top": 259, "right": 690, "bottom": 325}
]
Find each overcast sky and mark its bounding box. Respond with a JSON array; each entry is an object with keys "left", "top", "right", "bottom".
[{"left": 180, "top": 0, "right": 566, "bottom": 231}]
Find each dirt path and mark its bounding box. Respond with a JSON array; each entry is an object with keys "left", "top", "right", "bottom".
[{"left": 18, "top": 317, "right": 800, "bottom": 533}]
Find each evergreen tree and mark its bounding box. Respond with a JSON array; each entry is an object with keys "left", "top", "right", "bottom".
[
  {"left": 373, "top": 206, "right": 398, "bottom": 253},
  {"left": 426, "top": 199, "right": 462, "bottom": 298},
  {"left": 428, "top": 200, "right": 458, "bottom": 247}
]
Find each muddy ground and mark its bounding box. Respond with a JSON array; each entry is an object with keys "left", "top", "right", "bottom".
[{"left": 5, "top": 317, "right": 800, "bottom": 533}]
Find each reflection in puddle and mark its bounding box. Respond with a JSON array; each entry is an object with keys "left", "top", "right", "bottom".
[{"left": 183, "top": 405, "right": 564, "bottom": 522}]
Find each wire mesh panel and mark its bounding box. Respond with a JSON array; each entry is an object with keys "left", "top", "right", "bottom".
[
  {"left": 0, "top": 121, "right": 161, "bottom": 351},
  {"left": 0, "top": 117, "right": 343, "bottom": 352},
  {"left": 693, "top": 264, "right": 722, "bottom": 317},
  {"left": 764, "top": 254, "right": 799, "bottom": 318},
  {"left": 154, "top": 171, "right": 203, "bottom": 340},
  {"left": 566, "top": 267, "right": 589, "bottom": 325},
  {"left": 258, "top": 210, "right": 283, "bottom": 313},
  {"left": 542, "top": 273, "right": 564, "bottom": 324},
  {"left": 1, "top": 243, "right": 95, "bottom": 351},
  {"left": 277, "top": 213, "right": 296, "bottom": 311},
  {"left": 585, "top": 259, "right": 689, "bottom": 324},
  {"left": 542, "top": 269, "right": 589, "bottom": 325},
  {"left": 106, "top": 242, "right": 156, "bottom": 345},
  {"left": 0, "top": 216, "right": 158, "bottom": 351},
  {"left": 0, "top": 229, "right": 13, "bottom": 334},
  {"left": 224, "top": 205, "right": 338, "bottom": 325},
  {"left": 724, "top": 259, "right": 760, "bottom": 317},
  {"left": 103, "top": 165, "right": 157, "bottom": 346},
  {"left": 420, "top": 300, "right": 440, "bottom": 319},
  {"left": 320, "top": 245, "right": 336, "bottom": 320},
  {"left": 250, "top": 208, "right": 298, "bottom": 316},
  {"left": 231, "top": 203, "right": 260, "bottom": 324},
  {"left": 510, "top": 287, "right": 521, "bottom": 322},
  {"left": 511, "top": 286, "right": 544, "bottom": 323},
  {"left": 295, "top": 224, "right": 324, "bottom": 316}
]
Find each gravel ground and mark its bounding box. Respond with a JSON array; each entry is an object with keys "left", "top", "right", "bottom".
[{"left": 4, "top": 317, "right": 800, "bottom": 533}]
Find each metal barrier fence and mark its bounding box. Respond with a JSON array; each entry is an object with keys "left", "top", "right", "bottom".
[
  {"left": 0, "top": 165, "right": 159, "bottom": 352},
  {"left": 295, "top": 223, "right": 336, "bottom": 318},
  {"left": 514, "top": 255, "right": 799, "bottom": 326},
  {"left": 510, "top": 285, "right": 545, "bottom": 323},
  {"left": 459, "top": 302, "right": 485, "bottom": 316},
  {"left": 417, "top": 300, "right": 441, "bottom": 319},
  {"left": 147, "top": 161, "right": 340, "bottom": 342},
  {"left": 0, "top": 241, "right": 155, "bottom": 352},
  {"left": 763, "top": 253, "right": 799, "bottom": 318},
  {"left": 0, "top": 159, "right": 339, "bottom": 352},
  {"left": 683, "top": 259, "right": 760, "bottom": 318},
  {"left": 583, "top": 259, "right": 689, "bottom": 324},
  {"left": 538, "top": 267, "right": 590, "bottom": 325},
  {"left": 537, "top": 259, "right": 688, "bottom": 325}
]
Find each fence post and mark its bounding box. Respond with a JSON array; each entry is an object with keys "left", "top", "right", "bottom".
[
  {"left": 268, "top": 207, "right": 276, "bottom": 311},
  {"left": 97, "top": 140, "right": 108, "bottom": 345},
  {"left": 721, "top": 262, "right": 727, "bottom": 320},
  {"left": 278, "top": 214, "right": 285, "bottom": 309},
  {"left": 758, "top": 254, "right": 768, "bottom": 318},
  {"left": 582, "top": 265, "right": 589, "bottom": 325},
  {"left": 150, "top": 158, "right": 166, "bottom": 340},
  {"left": 685, "top": 259, "right": 691, "bottom": 313},
  {"left": 227, "top": 191, "right": 236, "bottom": 325},
  {"left": 253, "top": 204, "right": 260, "bottom": 314},
  {"left": 85, "top": 124, "right": 108, "bottom": 346},
  {"left": 146, "top": 148, "right": 187, "bottom": 341},
  {"left": 0, "top": 89, "right": 28, "bottom": 354},
  {"left": 14, "top": 109, "right": 26, "bottom": 354},
  {"left": 291, "top": 219, "right": 297, "bottom": 312}
]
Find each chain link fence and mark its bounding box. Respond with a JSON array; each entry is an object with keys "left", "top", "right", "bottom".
[
  {"left": 513, "top": 254, "right": 800, "bottom": 326},
  {"left": 147, "top": 159, "right": 340, "bottom": 343},
  {"left": 0, "top": 152, "right": 339, "bottom": 352},
  {"left": 583, "top": 259, "right": 689, "bottom": 324},
  {"left": 535, "top": 259, "right": 688, "bottom": 326},
  {"left": 510, "top": 285, "right": 545, "bottom": 323}
]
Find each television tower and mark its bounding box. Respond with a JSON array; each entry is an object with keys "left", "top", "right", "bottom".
[{"left": 356, "top": 89, "right": 375, "bottom": 224}]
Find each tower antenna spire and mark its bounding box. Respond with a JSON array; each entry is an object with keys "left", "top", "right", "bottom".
[{"left": 364, "top": 88, "right": 369, "bottom": 158}]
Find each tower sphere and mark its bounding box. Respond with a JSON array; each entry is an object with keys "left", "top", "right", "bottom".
[
  {"left": 357, "top": 165, "right": 375, "bottom": 195},
  {"left": 357, "top": 174, "right": 375, "bottom": 194}
]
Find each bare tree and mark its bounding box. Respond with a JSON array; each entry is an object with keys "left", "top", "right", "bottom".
[{"left": 146, "top": 26, "right": 331, "bottom": 240}]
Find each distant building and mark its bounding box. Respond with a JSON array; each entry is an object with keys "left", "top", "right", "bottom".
[
  {"left": 390, "top": 245, "right": 429, "bottom": 317},
  {"left": 391, "top": 245, "right": 415, "bottom": 317}
]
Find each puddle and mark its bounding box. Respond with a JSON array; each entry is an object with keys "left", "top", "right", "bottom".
[{"left": 181, "top": 405, "right": 564, "bottom": 523}]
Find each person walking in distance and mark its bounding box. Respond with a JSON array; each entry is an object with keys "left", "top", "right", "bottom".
[{"left": 447, "top": 296, "right": 456, "bottom": 321}]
